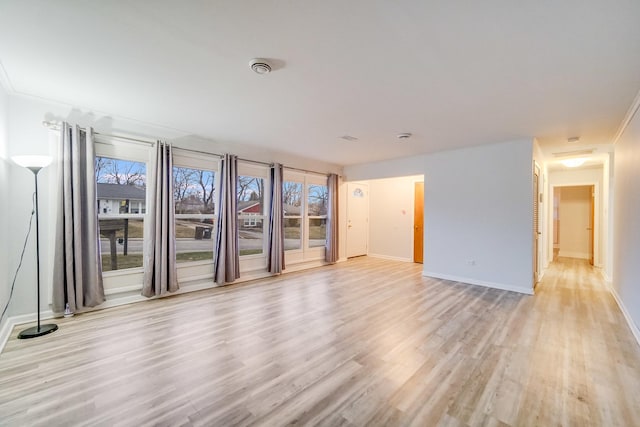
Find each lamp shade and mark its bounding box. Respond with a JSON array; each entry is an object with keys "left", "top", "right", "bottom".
[{"left": 11, "top": 155, "right": 52, "bottom": 169}]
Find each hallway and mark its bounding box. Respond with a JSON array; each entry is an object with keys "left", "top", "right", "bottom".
[{"left": 523, "top": 257, "right": 640, "bottom": 425}]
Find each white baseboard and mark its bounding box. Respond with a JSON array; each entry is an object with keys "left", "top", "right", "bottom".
[
  {"left": 604, "top": 281, "right": 640, "bottom": 349},
  {"left": 368, "top": 253, "right": 413, "bottom": 263},
  {"left": 558, "top": 250, "right": 590, "bottom": 259},
  {"left": 423, "top": 271, "right": 534, "bottom": 295},
  {"left": 0, "top": 310, "right": 55, "bottom": 353}
]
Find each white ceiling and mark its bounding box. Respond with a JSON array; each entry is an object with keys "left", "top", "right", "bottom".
[{"left": 1, "top": 1, "right": 639, "bottom": 166}]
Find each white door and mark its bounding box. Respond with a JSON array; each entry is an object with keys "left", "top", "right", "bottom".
[{"left": 347, "top": 182, "right": 369, "bottom": 257}]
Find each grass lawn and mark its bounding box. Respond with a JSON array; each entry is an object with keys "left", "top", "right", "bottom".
[
  {"left": 240, "top": 249, "right": 262, "bottom": 256},
  {"left": 102, "top": 251, "right": 214, "bottom": 271}
]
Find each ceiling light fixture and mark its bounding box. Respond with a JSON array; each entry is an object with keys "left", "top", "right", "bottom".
[
  {"left": 561, "top": 158, "right": 587, "bottom": 168},
  {"left": 249, "top": 58, "right": 272, "bottom": 74}
]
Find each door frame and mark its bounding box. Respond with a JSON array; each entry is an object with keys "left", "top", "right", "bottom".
[
  {"left": 549, "top": 181, "right": 600, "bottom": 267},
  {"left": 346, "top": 181, "right": 370, "bottom": 258},
  {"left": 413, "top": 181, "right": 424, "bottom": 263},
  {"left": 534, "top": 162, "right": 542, "bottom": 284}
]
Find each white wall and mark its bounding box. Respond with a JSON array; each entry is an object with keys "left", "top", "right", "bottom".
[
  {"left": 344, "top": 154, "right": 427, "bottom": 182},
  {"left": 344, "top": 139, "right": 535, "bottom": 294},
  {"left": 0, "top": 84, "right": 10, "bottom": 325},
  {"left": 548, "top": 167, "right": 603, "bottom": 267},
  {"left": 368, "top": 175, "right": 423, "bottom": 262},
  {"left": 5, "top": 94, "right": 343, "bottom": 318},
  {"left": 557, "top": 186, "right": 592, "bottom": 259},
  {"left": 423, "top": 139, "right": 534, "bottom": 294},
  {"left": 612, "top": 100, "right": 640, "bottom": 340}
]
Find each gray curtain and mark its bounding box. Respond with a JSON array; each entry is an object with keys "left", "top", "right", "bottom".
[
  {"left": 325, "top": 173, "right": 339, "bottom": 263},
  {"left": 267, "top": 163, "right": 284, "bottom": 273},
  {"left": 142, "top": 141, "right": 178, "bottom": 297},
  {"left": 52, "top": 124, "right": 105, "bottom": 314},
  {"left": 213, "top": 154, "right": 239, "bottom": 284}
]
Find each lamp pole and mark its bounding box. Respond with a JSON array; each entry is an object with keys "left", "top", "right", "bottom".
[{"left": 15, "top": 161, "right": 58, "bottom": 339}]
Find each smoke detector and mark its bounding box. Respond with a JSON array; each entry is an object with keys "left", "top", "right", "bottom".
[
  {"left": 250, "top": 58, "right": 272, "bottom": 74},
  {"left": 397, "top": 133, "right": 412, "bottom": 141}
]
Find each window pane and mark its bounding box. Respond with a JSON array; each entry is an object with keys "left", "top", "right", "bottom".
[
  {"left": 173, "top": 167, "right": 215, "bottom": 214},
  {"left": 173, "top": 166, "right": 216, "bottom": 264},
  {"left": 238, "top": 176, "right": 265, "bottom": 255},
  {"left": 175, "top": 218, "right": 214, "bottom": 263},
  {"left": 99, "top": 219, "right": 144, "bottom": 271},
  {"left": 283, "top": 181, "right": 302, "bottom": 216},
  {"left": 308, "top": 218, "right": 327, "bottom": 248},
  {"left": 308, "top": 184, "right": 328, "bottom": 216},
  {"left": 96, "top": 157, "right": 147, "bottom": 215},
  {"left": 284, "top": 218, "right": 301, "bottom": 250}
]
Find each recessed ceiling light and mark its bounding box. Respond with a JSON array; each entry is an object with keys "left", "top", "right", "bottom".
[
  {"left": 567, "top": 136, "right": 580, "bottom": 143},
  {"left": 249, "top": 58, "right": 272, "bottom": 74},
  {"left": 397, "top": 133, "right": 412, "bottom": 141}
]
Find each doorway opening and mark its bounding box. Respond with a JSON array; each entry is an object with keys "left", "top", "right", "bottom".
[{"left": 553, "top": 185, "right": 595, "bottom": 264}]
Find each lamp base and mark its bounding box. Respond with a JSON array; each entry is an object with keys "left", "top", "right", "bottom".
[{"left": 17, "top": 323, "right": 58, "bottom": 339}]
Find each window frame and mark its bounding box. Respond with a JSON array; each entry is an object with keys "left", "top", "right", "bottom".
[
  {"left": 95, "top": 140, "right": 150, "bottom": 277},
  {"left": 283, "top": 178, "right": 304, "bottom": 253},
  {"left": 172, "top": 149, "right": 219, "bottom": 267},
  {"left": 237, "top": 162, "right": 270, "bottom": 273},
  {"left": 283, "top": 170, "right": 328, "bottom": 264}
]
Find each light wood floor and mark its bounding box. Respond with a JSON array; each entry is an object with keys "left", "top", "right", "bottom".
[{"left": 1, "top": 257, "right": 639, "bottom": 426}]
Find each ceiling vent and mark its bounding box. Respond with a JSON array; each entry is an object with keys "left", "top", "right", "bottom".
[
  {"left": 340, "top": 135, "right": 359, "bottom": 142},
  {"left": 249, "top": 58, "right": 272, "bottom": 74}
]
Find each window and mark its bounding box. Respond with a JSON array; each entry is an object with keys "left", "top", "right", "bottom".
[
  {"left": 237, "top": 174, "right": 265, "bottom": 256},
  {"left": 283, "top": 171, "right": 329, "bottom": 264},
  {"left": 283, "top": 181, "right": 303, "bottom": 250},
  {"left": 96, "top": 156, "right": 147, "bottom": 272},
  {"left": 307, "top": 183, "right": 328, "bottom": 248},
  {"left": 173, "top": 166, "right": 215, "bottom": 263}
]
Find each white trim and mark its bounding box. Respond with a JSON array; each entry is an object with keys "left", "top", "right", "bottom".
[
  {"left": 613, "top": 88, "right": 640, "bottom": 144},
  {"left": 0, "top": 310, "right": 55, "bottom": 352},
  {"left": 422, "top": 271, "right": 535, "bottom": 295},
  {"left": 604, "top": 281, "right": 640, "bottom": 349},
  {"left": 368, "top": 253, "right": 413, "bottom": 263}
]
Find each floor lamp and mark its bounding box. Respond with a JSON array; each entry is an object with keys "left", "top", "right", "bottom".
[{"left": 12, "top": 155, "right": 58, "bottom": 339}]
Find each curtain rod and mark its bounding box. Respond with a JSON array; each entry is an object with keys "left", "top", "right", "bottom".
[{"left": 42, "top": 121, "right": 331, "bottom": 177}]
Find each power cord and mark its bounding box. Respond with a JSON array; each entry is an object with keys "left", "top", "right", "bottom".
[{"left": 0, "top": 191, "right": 36, "bottom": 323}]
